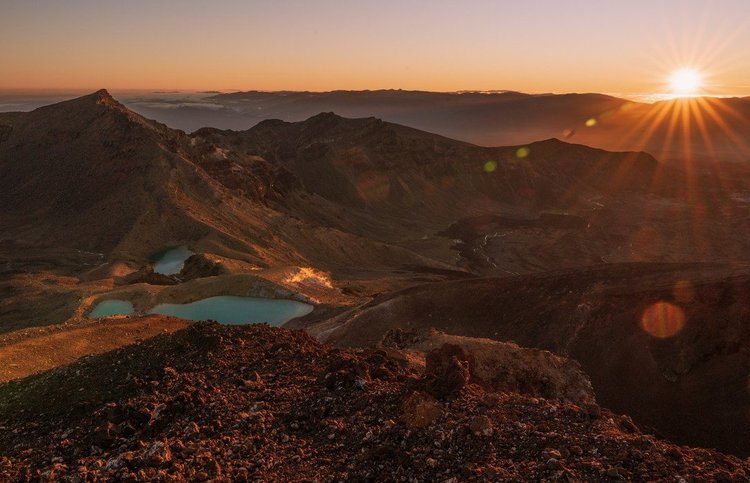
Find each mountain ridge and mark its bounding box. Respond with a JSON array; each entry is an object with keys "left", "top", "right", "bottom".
[
  {"left": 116, "top": 88, "right": 750, "bottom": 162},
  {"left": 0, "top": 90, "right": 660, "bottom": 260}
]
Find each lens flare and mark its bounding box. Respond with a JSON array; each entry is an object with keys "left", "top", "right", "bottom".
[
  {"left": 483, "top": 161, "right": 497, "bottom": 172},
  {"left": 516, "top": 147, "right": 530, "bottom": 158},
  {"left": 641, "top": 302, "right": 686, "bottom": 338}
]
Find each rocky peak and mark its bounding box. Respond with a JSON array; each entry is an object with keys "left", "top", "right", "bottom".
[
  {"left": 92, "top": 88, "right": 116, "bottom": 104},
  {"left": 305, "top": 111, "right": 342, "bottom": 122}
]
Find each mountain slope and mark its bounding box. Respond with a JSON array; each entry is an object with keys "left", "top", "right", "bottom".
[
  {"left": 2, "top": 322, "right": 749, "bottom": 481},
  {"left": 0, "top": 91, "right": 452, "bottom": 276},
  {"left": 0, "top": 90, "right": 180, "bottom": 251},
  {"left": 0, "top": 91, "right": 662, "bottom": 275},
  {"left": 195, "top": 112, "right": 660, "bottom": 225},
  {"left": 299, "top": 262, "right": 750, "bottom": 455},
  {"left": 0, "top": 90, "right": 268, "bottom": 257}
]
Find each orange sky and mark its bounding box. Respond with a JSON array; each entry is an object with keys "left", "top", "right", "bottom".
[{"left": 2, "top": 0, "right": 749, "bottom": 96}]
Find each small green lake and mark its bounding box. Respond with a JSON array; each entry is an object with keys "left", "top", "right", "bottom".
[
  {"left": 151, "top": 246, "right": 195, "bottom": 275},
  {"left": 88, "top": 300, "right": 135, "bottom": 318}
]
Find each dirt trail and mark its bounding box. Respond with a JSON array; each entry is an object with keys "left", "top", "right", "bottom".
[{"left": 0, "top": 317, "right": 189, "bottom": 383}]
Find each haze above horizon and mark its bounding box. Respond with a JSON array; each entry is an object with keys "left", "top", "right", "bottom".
[{"left": 1, "top": 0, "right": 749, "bottom": 97}]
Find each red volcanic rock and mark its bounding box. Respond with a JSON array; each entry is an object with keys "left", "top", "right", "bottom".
[
  {"left": 400, "top": 391, "right": 442, "bottom": 428},
  {"left": 143, "top": 440, "right": 172, "bottom": 466},
  {"left": 386, "top": 328, "right": 596, "bottom": 405},
  {"left": 425, "top": 344, "right": 471, "bottom": 400},
  {"left": 0, "top": 322, "right": 748, "bottom": 481},
  {"left": 425, "top": 342, "right": 474, "bottom": 377},
  {"left": 178, "top": 254, "right": 227, "bottom": 281},
  {"left": 469, "top": 415, "right": 493, "bottom": 436}
]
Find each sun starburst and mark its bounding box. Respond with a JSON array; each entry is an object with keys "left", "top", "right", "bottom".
[{"left": 668, "top": 68, "right": 704, "bottom": 96}]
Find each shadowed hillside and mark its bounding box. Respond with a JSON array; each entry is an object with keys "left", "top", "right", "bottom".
[
  {"left": 299, "top": 262, "right": 750, "bottom": 455},
  {"left": 0, "top": 90, "right": 670, "bottom": 285}
]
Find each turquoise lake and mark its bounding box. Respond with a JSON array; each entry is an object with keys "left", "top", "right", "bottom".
[
  {"left": 147, "top": 296, "right": 313, "bottom": 326},
  {"left": 151, "top": 246, "right": 194, "bottom": 275},
  {"left": 88, "top": 300, "right": 135, "bottom": 318}
]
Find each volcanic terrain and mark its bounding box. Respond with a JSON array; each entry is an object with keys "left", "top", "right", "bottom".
[
  {"left": 2, "top": 90, "right": 750, "bottom": 475},
  {"left": 2, "top": 322, "right": 750, "bottom": 481}
]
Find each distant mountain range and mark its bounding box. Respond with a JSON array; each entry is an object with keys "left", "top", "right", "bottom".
[
  {"left": 110, "top": 89, "right": 750, "bottom": 163},
  {"left": 3, "top": 89, "right": 748, "bottom": 163}
]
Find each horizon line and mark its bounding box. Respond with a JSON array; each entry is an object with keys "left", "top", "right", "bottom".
[{"left": 1, "top": 88, "right": 747, "bottom": 106}]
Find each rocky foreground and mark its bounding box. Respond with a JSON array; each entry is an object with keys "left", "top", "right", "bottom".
[{"left": 0, "top": 322, "right": 748, "bottom": 482}]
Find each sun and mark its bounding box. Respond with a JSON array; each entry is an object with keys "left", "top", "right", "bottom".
[{"left": 668, "top": 68, "right": 703, "bottom": 96}]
